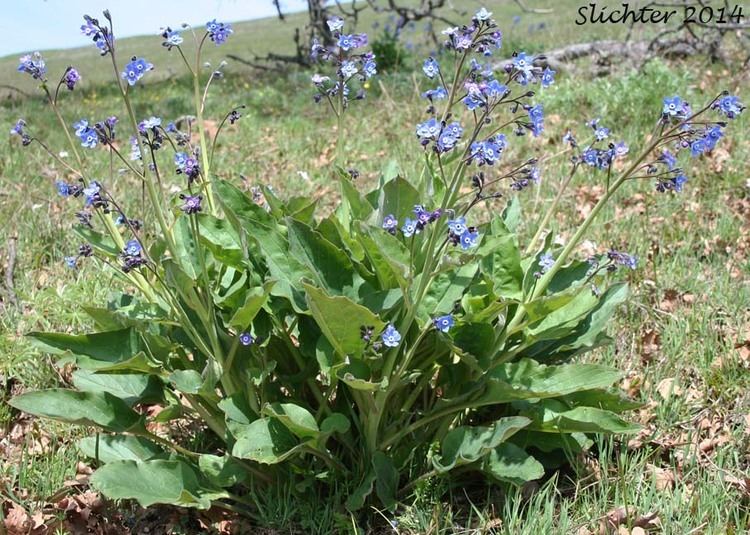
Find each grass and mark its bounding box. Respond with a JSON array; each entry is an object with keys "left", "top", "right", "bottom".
[{"left": 1, "top": 1, "right": 749, "bottom": 533}]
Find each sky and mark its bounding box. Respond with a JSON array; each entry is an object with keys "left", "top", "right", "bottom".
[{"left": 0, "top": 0, "right": 308, "bottom": 57}]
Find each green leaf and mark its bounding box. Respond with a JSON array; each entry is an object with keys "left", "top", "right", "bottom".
[
  {"left": 483, "top": 443, "right": 544, "bottom": 486},
  {"left": 90, "top": 459, "right": 225, "bottom": 509},
  {"left": 263, "top": 403, "right": 319, "bottom": 440},
  {"left": 196, "top": 214, "right": 244, "bottom": 268},
  {"left": 418, "top": 263, "right": 477, "bottom": 322},
  {"left": 526, "top": 287, "right": 600, "bottom": 339},
  {"left": 216, "top": 180, "right": 310, "bottom": 312},
  {"left": 372, "top": 452, "right": 399, "bottom": 511},
  {"left": 345, "top": 471, "right": 376, "bottom": 511},
  {"left": 304, "top": 284, "right": 385, "bottom": 359},
  {"left": 480, "top": 359, "right": 622, "bottom": 405},
  {"left": 377, "top": 176, "right": 420, "bottom": 223},
  {"left": 10, "top": 389, "right": 145, "bottom": 433},
  {"left": 358, "top": 223, "right": 410, "bottom": 290},
  {"left": 433, "top": 416, "right": 531, "bottom": 473},
  {"left": 72, "top": 370, "right": 163, "bottom": 406},
  {"left": 287, "top": 218, "right": 354, "bottom": 294},
  {"left": 218, "top": 394, "right": 254, "bottom": 425},
  {"left": 229, "top": 281, "right": 275, "bottom": 329},
  {"left": 502, "top": 196, "right": 522, "bottom": 233},
  {"left": 168, "top": 369, "right": 204, "bottom": 394},
  {"left": 477, "top": 219, "right": 523, "bottom": 300},
  {"left": 529, "top": 405, "right": 640, "bottom": 434},
  {"left": 78, "top": 435, "right": 163, "bottom": 462},
  {"left": 321, "top": 413, "right": 350, "bottom": 435},
  {"left": 231, "top": 418, "right": 299, "bottom": 464},
  {"left": 339, "top": 177, "right": 373, "bottom": 222},
  {"left": 29, "top": 328, "right": 141, "bottom": 368},
  {"left": 173, "top": 216, "right": 201, "bottom": 280},
  {"left": 336, "top": 360, "right": 387, "bottom": 391},
  {"left": 198, "top": 454, "right": 248, "bottom": 487},
  {"left": 452, "top": 322, "right": 496, "bottom": 366}
]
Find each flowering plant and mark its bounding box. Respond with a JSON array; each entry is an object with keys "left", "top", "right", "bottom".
[{"left": 8, "top": 8, "right": 743, "bottom": 522}]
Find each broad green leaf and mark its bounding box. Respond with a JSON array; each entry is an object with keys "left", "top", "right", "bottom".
[
  {"left": 345, "top": 471, "right": 376, "bottom": 511},
  {"left": 287, "top": 218, "right": 354, "bottom": 294},
  {"left": 433, "top": 416, "right": 531, "bottom": 473},
  {"left": 78, "top": 435, "right": 163, "bottom": 462},
  {"left": 10, "top": 389, "right": 145, "bottom": 433},
  {"left": 561, "top": 389, "right": 642, "bottom": 413},
  {"left": 339, "top": 176, "right": 373, "bottom": 222},
  {"left": 216, "top": 180, "right": 310, "bottom": 311},
  {"left": 231, "top": 418, "right": 299, "bottom": 464},
  {"left": 29, "top": 328, "right": 141, "bottom": 368},
  {"left": 358, "top": 223, "right": 410, "bottom": 290},
  {"left": 483, "top": 443, "right": 544, "bottom": 486},
  {"left": 263, "top": 403, "right": 319, "bottom": 439},
  {"left": 529, "top": 405, "right": 640, "bottom": 434},
  {"left": 478, "top": 219, "right": 523, "bottom": 300},
  {"left": 169, "top": 369, "right": 203, "bottom": 394},
  {"left": 229, "top": 281, "right": 275, "bottom": 329},
  {"left": 173, "top": 216, "right": 201, "bottom": 280},
  {"left": 286, "top": 196, "right": 318, "bottom": 223},
  {"left": 321, "top": 413, "right": 350, "bottom": 435},
  {"left": 198, "top": 454, "right": 247, "bottom": 487},
  {"left": 90, "top": 352, "right": 160, "bottom": 373},
  {"left": 502, "top": 196, "right": 522, "bottom": 233},
  {"left": 218, "top": 394, "right": 255, "bottom": 424},
  {"left": 196, "top": 214, "right": 244, "bottom": 268},
  {"left": 336, "top": 360, "right": 387, "bottom": 391},
  {"left": 452, "top": 323, "right": 496, "bottom": 368},
  {"left": 526, "top": 287, "right": 600, "bottom": 339},
  {"left": 72, "top": 370, "right": 162, "bottom": 406},
  {"left": 90, "top": 459, "right": 225, "bottom": 509},
  {"left": 418, "top": 263, "right": 477, "bottom": 322},
  {"left": 479, "top": 359, "right": 622, "bottom": 405},
  {"left": 304, "top": 284, "right": 385, "bottom": 359},
  {"left": 377, "top": 176, "right": 420, "bottom": 224},
  {"left": 372, "top": 452, "right": 399, "bottom": 511}
]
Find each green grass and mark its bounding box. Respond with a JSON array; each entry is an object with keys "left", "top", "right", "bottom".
[{"left": 1, "top": 1, "right": 749, "bottom": 533}]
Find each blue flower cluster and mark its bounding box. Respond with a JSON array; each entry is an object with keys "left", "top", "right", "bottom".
[
  {"left": 416, "top": 118, "right": 463, "bottom": 153},
  {"left": 81, "top": 15, "right": 111, "bottom": 55},
  {"left": 121, "top": 57, "right": 153, "bottom": 86},
  {"left": 469, "top": 135, "right": 507, "bottom": 166},
  {"left": 206, "top": 20, "right": 233, "bottom": 45},
  {"left": 73, "top": 119, "right": 99, "bottom": 148},
  {"left": 17, "top": 53, "right": 47, "bottom": 80},
  {"left": 9, "top": 119, "right": 31, "bottom": 146},
  {"left": 64, "top": 67, "right": 81, "bottom": 90},
  {"left": 120, "top": 239, "right": 147, "bottom": 273},
  {"left": 175, "top": 151, "right": 201, "bottom": 183},
  {"left": 161, "top": 27, "right": 183, "bottom": 50},
  {"left": 310, "top": 17, "right": 376, "bottom": 108},
  {"left": 447, "top": 217, "right": 479, "bottom": 250}
]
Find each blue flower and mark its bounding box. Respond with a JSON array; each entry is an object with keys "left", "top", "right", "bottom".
[
  {"left": 528, "top": 104, "right": 544, "bottom": 137},
  {"left": 327, "top": 17, "right": 344, "bottom": 32},
  {"left": 416, "top": 118, "right": 440, "bottom": 141},
  {"left": 594, "top": 126, "right": 610, "bottom": 141},
  {"left": 484, "top": 80, "right": 507, "bottom": 99},
  {"left": 607, "top": 250, "right": 637, "bottom": 270},
  {"left": 447, "top": 217, "right": 467, "bottom": 235},
  {"left": 713, "top": 95, "right": 743, "bottom": 119},
  {"left": 64, "top": 68, "right": 81, "bottom": 90},
  {"left": 206, "top": 20, "right": 233, "bottom": 45},
  {"left": 10, "top": 119, "right": 26, "bottom": 136},
  {"left": 382, "top": 214, "right": 398, "bottom": 233},
  {"left": 459, "top": 229, "right": 479, "bottom": 250},
  {"left": 423, "top": 57, "right": 440, "bottom": 78},
  {"left": 541, "top": 67, "right": 555, "bottom": 88},
  {"left": 124, "top": 239, "right": 142, "bottom": 257},
  {"left": 139, "top": 116, "right": 161, "bottom": 132},
  {"left": 161, "top": 27, "right": 183, "bottom": 49},
  {"left": 659, "top": 150, "right": 677, "bottom": 169},
  {"left": 17, "top": 52, "right": 47, "bottom": 80},
  {"left": 414, "top": 205, "right": 431, "bottom": 225},
  {"left": 703, "top": 126, "right": 723, "bottom": 150},
  {"left": 401, "top": 218, "right": 418, "bottom": 237},
  {"left": 657, "top": 173, "right": 688, "bottom": 193},
  {"left": 56, "top": 181, "right": 71, "bottom": 196},
  {"left": 78, "top": 127, "right": 98, "bottom": 148},
  {"left": 673, "top": 173, "right": 687, "bottom": 192},
  {"left": 474, "top": 7, "right": 493, "bottom": 22},
  {"left": 363, "top": 59, "right": 377, "bottom": 78},
  {"left": 239, "top": 332, "right": 255, "bottom": 346},
  {"left": 538, "top": 252, "right": 555, "bottom": 274},
  {"left": 463, "top": 94, "right": 484, "bottom": 111},
  {"left": 338, "top": 34, "right": 355, "bottom": 50},
  {"left": 421, "top": 86, "right": 447, "bottom": 100},
  {"left": 341, "top": 60, "right": 358, "bottom": 78},
  {"left": 64, "top": 256, "right": 78, "bottom": 269},
  {"left": 121, "top": 57, "right": 153, "bottom": 86},
  {"left": 180, "top": 194, "right": 203, "bottom": 214},
  {"left": 662, "top": 96, "right": 686, "bottom": 118},
  {"left": 469, "top": 135, "right": 506, "bottom": 166},
  {"left": 381, "top": 325, "right": 401, "bottom": 347},
  {"left": 513, "top": 52, "right": 534, "bottom": 77},
  {"left": 433, "top": 314, "right": 455, "bottom": 333},
  {"left": 690, "top": 137, "right": 707, "bottom": 157}
]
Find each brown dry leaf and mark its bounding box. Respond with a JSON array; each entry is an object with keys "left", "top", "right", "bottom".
[
  {"left": 647, "top": 464, "right": 676, "bottom": 491},
  {"left": 656, "top": 377, "right": 682, "bottom": 400},
  {"left": 709, "top": 147, "right": 731, "bottom": 173},
  {"left": 724, "top": 474, "right": 750, "bottom": 497},
  {"left": 630, "top": 528, "right": 647, "bottom": 535},
  {"left": 640, "top": 329, "right": 661, "bottom": 363},
  {"left": 734, "top": 340, "right": 750, "bottom": 364},
  {"left": 659, "top": 289, "right": 680, "bottom": 312},
  {"left": 4, "top": 502, "right": 31, "bottom": 535}
]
